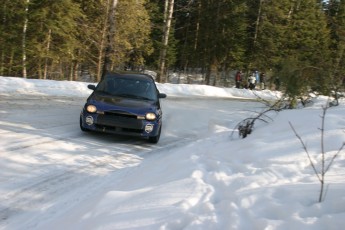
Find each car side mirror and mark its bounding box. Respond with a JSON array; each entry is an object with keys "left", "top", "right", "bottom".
[
  {"left": 158, "top": 93, "right": 167, "bottom": 99},
  {"left": 88, "top": 84, "right": 96, "bottom": 90}
]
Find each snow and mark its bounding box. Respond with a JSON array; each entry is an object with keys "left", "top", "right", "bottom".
[{"left": 0, "top": 76, "right": 345, "bottom": 230}]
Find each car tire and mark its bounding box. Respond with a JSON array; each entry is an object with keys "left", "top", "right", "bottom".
[
  {"left": 80, "top": 116, "right": 88, "bottom": 132},
  {"left": 148, "top": 125, "right": 161, "bottom": 144}
]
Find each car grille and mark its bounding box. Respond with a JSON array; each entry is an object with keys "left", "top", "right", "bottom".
[{"left": 96, "top": 111, "right": 143, "bottom": 132}]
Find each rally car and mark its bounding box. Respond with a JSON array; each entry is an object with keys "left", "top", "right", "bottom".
[{"left": 80, "top": 72, "right": 167, "bottom": 143}]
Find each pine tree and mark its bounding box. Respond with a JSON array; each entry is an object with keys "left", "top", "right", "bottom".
[
  {"left": 254, "top": 0, "right": 331, "bottom": 102},
  {"left": 325, "top": 0, "right": 345, "bottom": 95},
  {"left": 173, "top": 0, "right": 248, "bottom": 85},
  {"left": 284, "top": 0, "right": 330, "bottom": 97},
  {"left": 246, "top": 0, "right": 291, "bottom": 71},
  {"left": 33, "top": 0, "right": 84, "bottom": 79},
  {"left": 0, "top": 0, "right": 24, "bottom": 76},
  {"left": 115, "top": 0, "right": 153, "bottom": 71},
  {"left": 75, "top": 0, "right": 109, "bottom": 81}
]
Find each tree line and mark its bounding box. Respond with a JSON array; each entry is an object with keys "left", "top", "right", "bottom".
[{"left": 1, "top": 0, "right": 345, "bottom": 99}]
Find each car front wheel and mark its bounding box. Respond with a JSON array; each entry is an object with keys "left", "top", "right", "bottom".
[
  {"left": 80, "top": 116, "right": 89, "bottom": 132},
  {"left": 148, "top": 125, "right": 161, "bottom": 144}
]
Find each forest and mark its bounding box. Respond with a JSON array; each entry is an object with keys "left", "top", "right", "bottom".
[{"left": 1, "top": 0, "right": 345, "bottom": 100}]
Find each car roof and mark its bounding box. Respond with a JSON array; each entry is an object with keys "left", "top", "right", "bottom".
[{"left": 104, "top": 72, "right": 155, "bottom": 82}]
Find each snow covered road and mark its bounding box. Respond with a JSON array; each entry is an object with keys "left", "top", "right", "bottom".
[
  {"left": 0, "top": 94, "right": 261, "bottom": 229},
  {"left": 1, "top": 77, "right": 344, "bottom": 230}
]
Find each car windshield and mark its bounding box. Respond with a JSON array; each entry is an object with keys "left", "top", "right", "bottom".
[{"left": 95, "top": 76, "right": 157, "bottom": 101}]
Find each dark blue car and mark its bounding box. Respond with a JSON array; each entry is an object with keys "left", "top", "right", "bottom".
[{"left": 80, "top": 73, "right": 167, "bottom": 143}]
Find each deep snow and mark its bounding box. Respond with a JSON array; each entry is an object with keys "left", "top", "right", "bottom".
[{"left": 0, "top": 76, "right": 344, "bottom": 230}]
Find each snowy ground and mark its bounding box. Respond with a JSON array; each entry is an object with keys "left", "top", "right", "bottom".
[{"left": 0, "top": 76, "right": 344, "bottom": 230}]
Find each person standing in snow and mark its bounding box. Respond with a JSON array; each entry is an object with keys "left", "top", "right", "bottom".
[
  {"left": 235, "top": 70, "right": 242, "bottom": 88},
  {"left": 248, "top": 72, "right": 256, "bottom": 90},
  {"left": 255, "top": 70, "right": 260, "bottom": 86}
]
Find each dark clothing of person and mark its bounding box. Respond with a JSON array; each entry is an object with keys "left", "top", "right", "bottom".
[{"left": 235, "top": 71, "right": 242, "bottom": 88}]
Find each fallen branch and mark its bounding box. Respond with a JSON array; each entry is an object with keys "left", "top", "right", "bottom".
[{"left": 232, "top": 97, "right": 286, "bottom": 139}]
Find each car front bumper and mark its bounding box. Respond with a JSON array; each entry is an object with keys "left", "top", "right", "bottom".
[{"left": 80, "top": 110, "right": 161, "bottom": 137}]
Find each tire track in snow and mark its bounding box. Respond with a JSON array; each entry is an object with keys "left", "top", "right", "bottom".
[
  {"left": 0, "top": 129, "right": 197, "bottom": 229},
  {"left": 0, "top": 144, "right": 142, "bottom": 229},
  {"left": 0, "top": 94, "right": 256, "bottom": 229}
]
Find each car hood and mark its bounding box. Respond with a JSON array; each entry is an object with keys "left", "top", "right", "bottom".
[{"left": 88, "top": 93, "right": 157, "bottom": 113}]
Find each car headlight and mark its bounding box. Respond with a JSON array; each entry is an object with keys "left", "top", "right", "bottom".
[
  {"left": 145, "top": 112, "right": 156, "bottom": 120},
  {"left": 86, "top": 104, "right": 97, "bottom": 113}
]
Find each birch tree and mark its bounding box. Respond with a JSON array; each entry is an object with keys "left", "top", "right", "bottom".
[
  {"left": 22, "top": 0, "right": 30, "bottom": 78},
  {"left": 157, "top": 0, "right": 174, "bottom": 83}
]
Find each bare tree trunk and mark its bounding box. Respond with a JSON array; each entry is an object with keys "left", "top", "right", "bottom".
[
  {"left": 102, "top": 0, "right": 118, "bottom": 78},
  {"left": 69, "top": 63, "right": 74, "bottom": 81},
  {"left": 43, "top": 29, "right": 51, "bottom": 80},
  {"left": 73, "top": 61, "right": 79, "bottom": 81},
  {"left": 158, "top": 0, "right": 174, "bottom": 83},
  {"left": 319, "top": 104, "right": 326, "bottom": 202},
  {"left": 185, "top": 1, "right": 201, "bottom": 76},
  {"left": 37, "top": 59, "right": 42, "bottom": 79},
  {"left": 97, "top": 2, "right": 110, "bottom": 82},
  {"left": 22, "top": 0, "right": 30, "bottom": 78},
  {"left": 254, "top": 0, "right": 264, "bottom": 46},
  {"left": 193, "top": 1, "right": 201, "bottom": 51},
  {"left": 59, "top": 60, "right": 64, "bottom": 80}
]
